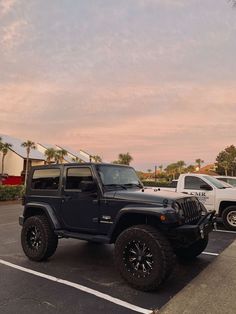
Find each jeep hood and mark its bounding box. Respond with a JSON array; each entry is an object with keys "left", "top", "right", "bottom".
[{"left": 104, "top": 188, "right": 186, "bottom": 206}]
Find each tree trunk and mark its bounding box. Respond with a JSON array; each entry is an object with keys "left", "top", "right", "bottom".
[
  {"left": 2, "top": 154, "right": 5, "bottom": 176},
  {"left": 24, "top": 152, "right": 29, "bottom": 186},
  {"left": 0, "top": 155, "right": 4, "bottom": 185}
]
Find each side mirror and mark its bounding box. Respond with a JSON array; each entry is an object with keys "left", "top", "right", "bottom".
[
  {"left": 200, "top": 184, "right": 212, "bottom": 191},
  {"left": 80, "top": 181, "right": 97, "bottom": 192}
]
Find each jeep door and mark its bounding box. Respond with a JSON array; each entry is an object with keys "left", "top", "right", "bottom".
[{"left": 60, "top": 166, "right": 99, "bottom": 232}]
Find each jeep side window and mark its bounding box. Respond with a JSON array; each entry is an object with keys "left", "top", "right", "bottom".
[
  {"left": 31, "top": 169, "right": 60, "bottom": 190},
  {"left": 65, "top": 167, "right": 93, "bottom": 190},
  {"left": 184, "top": 176, "right": 206, "bottom": 190}
]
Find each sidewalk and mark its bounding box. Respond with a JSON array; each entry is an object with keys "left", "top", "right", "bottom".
[
  {"left": 159, "top": 240, "right": 236, "bottom": 314},
  {"left": 0, "top": 200, "right": 21, "bottom": 206}
]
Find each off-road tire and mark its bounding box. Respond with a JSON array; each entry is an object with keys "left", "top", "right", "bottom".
[
  {"left": 174, "top": 236, "right": 208, "bottom": 260},
  {"left": 222, "top": 206, "right": 236, "bottom": 231},
  {"left": 114, "top": 225, "right": 175, "bottom": 291},
  {"left": 21, "top": 215, "right": 58, "bottom": 261}
]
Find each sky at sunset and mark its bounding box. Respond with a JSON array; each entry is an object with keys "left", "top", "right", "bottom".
[{"left": 0, "top": 0, "right": 236, "bottom": 170}]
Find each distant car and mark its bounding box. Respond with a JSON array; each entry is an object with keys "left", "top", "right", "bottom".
[{"left": 215, "top": 176, "right": 236, "bottom": 187}]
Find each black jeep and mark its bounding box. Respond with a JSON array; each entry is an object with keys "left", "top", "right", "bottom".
[{"left": 19, "top": 163, "right": 215, "bottom": 291}]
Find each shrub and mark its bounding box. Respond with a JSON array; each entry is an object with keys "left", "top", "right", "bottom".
[{"left": 0, "top": 185, "right": 25, "bottom": 201}]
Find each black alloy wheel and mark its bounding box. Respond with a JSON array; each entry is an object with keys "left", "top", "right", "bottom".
[
  {"left": 21, "top": 215, "right": 58, "bottom": 261},
  {"left": 114, "top": 225, "right": 175, "bottom": 291},
  {"left": 26, "top": 225, "right": 42, "bottom": 251},
  {"left": 122, "top": 240, "right": 154, "bottom": 278}
]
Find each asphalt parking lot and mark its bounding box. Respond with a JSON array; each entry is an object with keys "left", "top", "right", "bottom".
[{"left": 0, "top": 203, "right": 236, "bottom": 314}]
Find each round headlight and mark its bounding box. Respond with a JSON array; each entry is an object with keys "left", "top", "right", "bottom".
[
  {"left": 172, "top": 202, "right": 180, "bottom": 213},
  {"left": 172, "top": 202, "right": 184, "bottom": 219}
]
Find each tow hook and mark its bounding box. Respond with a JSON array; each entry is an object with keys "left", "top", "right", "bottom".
[{"left": 200, "top": 227, "right": 204, "bottom": 239}]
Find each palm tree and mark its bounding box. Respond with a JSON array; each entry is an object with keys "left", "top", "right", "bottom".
[
  {"left": 185, "top": 165, "right": 196, "bottom": 173},
  {"left": 118, "top": 152, "right": 133, "bottom": 165},
  {"left": 72, "top": 156, "right": 83, "bottom": 163},
  {"left": 159, "top": 165, "right": 163, "bottom": 173},
  {"left": 176, "top": 160, "right": 186, "bottom": 174},
  {"left": 44, "top": 148, "right": 56, "bottom": 164},
  {"left": 1, "top": 142, "right": 12, "bottom": 176},
  {"left": 195, "top": 158, "right": 204, "bottom": 169},
  {"left": 165, "top": 163, "right": 178, "bottom": 180},
  {"left": 21, "top": 140, "right": 36, "bottom": 185},
  {"left": 92, "top": 155, "right": 102, "bottom": 163},
  {"left": 147, "top": 169, "right": 152, "bottom": 179},
  {"left": 55, "top": 149, "right": 67, "bottom": 164}
]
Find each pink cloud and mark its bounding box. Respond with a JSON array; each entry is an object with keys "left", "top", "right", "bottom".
[
  {"left": 1, "top": 19, "right": 28, "bottom": 50},
  {"left": 0, "top": 0, "right": 16, "bottom": 16},
  {"left": 1, "top": 80, "right": 236, "bottom": 169}
]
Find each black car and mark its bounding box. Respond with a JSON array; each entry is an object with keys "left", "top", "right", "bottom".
[{"left": 20, "top": 163, "right": 215, "bottom": 291}]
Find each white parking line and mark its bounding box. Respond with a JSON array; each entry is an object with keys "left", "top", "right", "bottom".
[
  {"left": 202, "top": 252, "right": 219, "bottom": 256},
  {"left": 0, "top": 259, "right": 151, "bottom": 314},
  {"left": 214, "top": 229, "right": 236, "bottom": 234}
]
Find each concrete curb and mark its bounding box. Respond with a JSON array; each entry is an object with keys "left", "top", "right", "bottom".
[{"left": 159, "top": 240, "right": 236, "bottom": 314}]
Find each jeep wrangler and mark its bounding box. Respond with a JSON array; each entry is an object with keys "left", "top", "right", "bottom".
[{"left": 19, "top": 163, "right": 216, "bottom": 291}]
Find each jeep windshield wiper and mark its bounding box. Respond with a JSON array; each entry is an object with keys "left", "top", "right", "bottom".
[
  {"left": 124, "top": 183, "right": 143, "bottom": 188},
  {"left": 104, "top": 184, "right": 127, "bottom": 190}
]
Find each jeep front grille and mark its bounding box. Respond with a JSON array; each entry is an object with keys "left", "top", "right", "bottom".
[{"left": 177, "top": 198, "right": 202, "bottom": 224}]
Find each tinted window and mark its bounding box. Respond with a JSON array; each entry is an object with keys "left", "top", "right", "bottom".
[
  {"left": 32, "top": 169, "right": 60, "bottom": 190},
  {"left": 65, "top": 167, "right": 93, "bottom": 190},
  {"left": 184, "top": 176, "right": 206, "bottom": 190}
]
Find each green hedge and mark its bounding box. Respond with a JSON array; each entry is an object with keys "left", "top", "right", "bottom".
[{"left": 0, "top": 185, "right": 25, "bottom": 201}]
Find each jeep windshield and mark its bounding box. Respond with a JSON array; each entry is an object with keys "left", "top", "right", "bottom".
[{"left": 96, "top": 165, "right": 143, "bottom": 190}]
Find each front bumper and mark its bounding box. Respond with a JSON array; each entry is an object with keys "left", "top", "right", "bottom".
[{"left": 173, "top": 211, "right": 216, "bottom": 245}]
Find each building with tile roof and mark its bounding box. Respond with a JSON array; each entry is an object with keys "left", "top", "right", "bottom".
[{"left": 195, "top": 164, "right": 218, "bottom": 176}]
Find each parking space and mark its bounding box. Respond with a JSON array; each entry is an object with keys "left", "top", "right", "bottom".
[{"left": 0, "top": 203, "right": 236, "bottom": 314}]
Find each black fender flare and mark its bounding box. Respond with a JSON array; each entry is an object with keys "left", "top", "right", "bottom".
[
  {"left": 109, "top": 205, "right": 177, "bottom": 241},
  {"left": 23, "top": 202, "right": 61, "bottom": 230}
]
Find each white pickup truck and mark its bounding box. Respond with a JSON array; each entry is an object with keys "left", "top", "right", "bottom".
[{"left": 156, "top": 174, "right": 236, "bottom": 231}]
